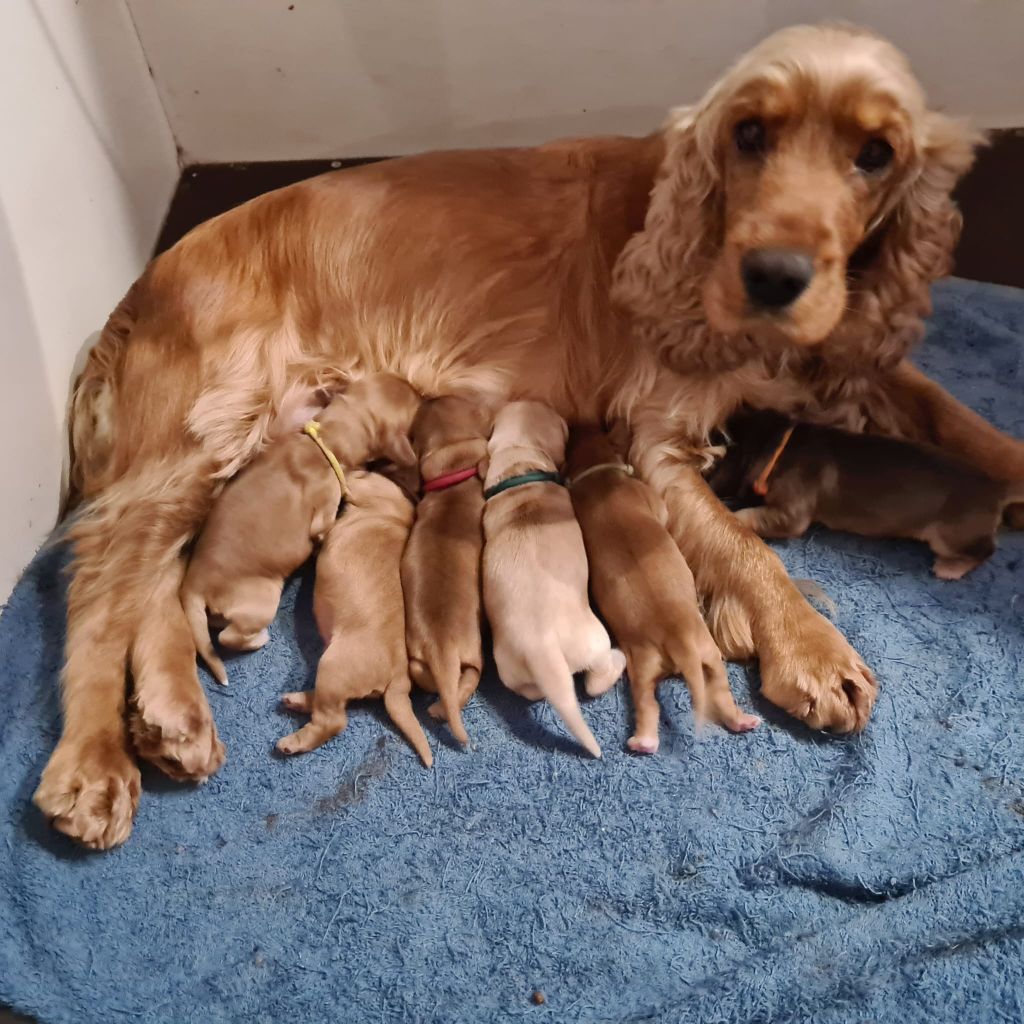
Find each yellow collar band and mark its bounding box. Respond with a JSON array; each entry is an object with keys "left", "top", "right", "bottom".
[{"left": 302, "top": 421, "right": 348, "bottom": 496}]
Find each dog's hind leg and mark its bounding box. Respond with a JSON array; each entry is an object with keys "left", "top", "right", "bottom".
[
  {"left": 624, "top": 646, "right": 663, "bottom": 755},
  {"left": 131, "top": 557, "right": 226, "bottom": 781},
  {"left": 384, "top": 675, "right": 434, "bottom": 767},
  {"left": 277, "top": 644, "right": 355, "bottom": 754},
  {"left": 584, "top": 646, "right": 626, "bottom": 697}
]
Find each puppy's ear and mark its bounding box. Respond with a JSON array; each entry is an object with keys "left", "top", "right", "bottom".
[
  {"left": 606, "top": 419, "right": 632, "bottom": 457},
  {"left": 382, "top": 432, "right": 417, "bottom": 468}
]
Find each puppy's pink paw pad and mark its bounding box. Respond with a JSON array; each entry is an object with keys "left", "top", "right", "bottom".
[
  {"left": 728, "top": 714, "right": 761, "bottom": 734},
  {"left": 627, "top": 735, "right": 659, "bottom": 755}
]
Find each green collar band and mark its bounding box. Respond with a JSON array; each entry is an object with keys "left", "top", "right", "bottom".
[{"left": 483, "top": 470, "right": 564, "bottom": 501}]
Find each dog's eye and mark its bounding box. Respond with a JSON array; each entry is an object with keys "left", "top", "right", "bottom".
[
  {"left": 734, "top": 118, "right": 766, "bottom": 155},
  {"left": 855, "top": 138, "right": 894, "bottom": 173}
]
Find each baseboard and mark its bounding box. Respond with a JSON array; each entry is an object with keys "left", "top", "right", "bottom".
[{"left": 154, "top": 129, "right": 1024, "bottom": 289}]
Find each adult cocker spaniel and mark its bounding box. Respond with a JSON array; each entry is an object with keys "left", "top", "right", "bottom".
[{"left": 37, "top": 24, "right": 1024, "bottom": 847}]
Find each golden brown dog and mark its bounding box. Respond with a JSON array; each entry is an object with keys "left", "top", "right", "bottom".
[
  {"left": 276, "top": 470, "right": 432, "bottom": 766},
  {"left": 180, "top": 373, "right": 419, "bottom": 683},
  {"left": 483, "top": 402, "right": 625, "bottom": 758},
  {"left": 43, "top": 25, "right": 1024, "bottom": 847},
  {"left": 401, "top": 396, "right": 492, "bottom": 746},
  {"left": 566, "top": 424, "right": 760, "bottom": 753}
]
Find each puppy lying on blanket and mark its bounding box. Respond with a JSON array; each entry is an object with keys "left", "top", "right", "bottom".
[
  {"left": 181, "top": 373, "right": 419, "bottom": 682},
  {"left": 402, "top": 396, "right": 492, "bottom": 746},
  {"left": 276, "top": 470, "right": 432, "bottom": 766},
  {"left": 482, "top": 401, "right": 625, "bottom": 759},
  {"left": 709, "top": 410, "right": 1022, "bottom": 580},
  {"left": 566, "top": 424, "right": 760, "bottom": 753}
]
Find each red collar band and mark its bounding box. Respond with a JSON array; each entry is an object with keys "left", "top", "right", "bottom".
[{"left": 422, "top": 466, "right": 478, "bottom": 493}]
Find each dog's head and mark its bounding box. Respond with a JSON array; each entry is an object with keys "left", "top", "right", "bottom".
[{"left": 615, "top": 24, "right": 980, "bottom": 365}]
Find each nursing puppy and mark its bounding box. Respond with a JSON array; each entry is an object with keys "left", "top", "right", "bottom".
[
  {"left": 482, "top": 401, "right": 625, "bottom": 758},
  {"left": 710, "top": 410, "right": 1023, "bottom": 580},
  {"left": 181, "top": 373, "right": 419, "bottom": 682},
  {"left": 276, "top": 470, "right": 432, "bottom": 765},
  {"left": 402, "top": 396, "right": 492, "bottom": 746},
  {"left": 566, "top": 424, "right": 760, "bottom": 753}
]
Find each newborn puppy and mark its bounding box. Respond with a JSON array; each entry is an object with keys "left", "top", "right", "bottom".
[
  {"left": 482, "top": 401, "right": 625, "bottom": 759},
  {"left": 566, "top": 424, "right": 760, "bottom": 754},
  {"left": 276, "top": 470, "right": 432, "bottom": 766},
  {"left": 402, "top": 396, "right": 492, "bottom": 746},
  {"left": 709, "top": 409, "right": 1022, "bottom": 580},
  {"left": 182, "top": 373, "right": 419, "bottom": 682}
]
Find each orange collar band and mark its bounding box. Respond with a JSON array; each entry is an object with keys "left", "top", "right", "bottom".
[{"left": 752, "top": 425, "right": 794, "bottom": 497}]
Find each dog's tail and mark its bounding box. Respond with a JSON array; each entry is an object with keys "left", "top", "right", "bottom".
[
  {"left": 436, "top": 653, "right": 472, "bottom": 747},
  {"left": 410, "top": 655, "right": 471, "bottom": 746},
  {"left": 181, "top": 587, "right": 228, "bottom": 685},
  {"left": 384, "top": 676, "right": 433, "bottom": 768},
  {"left": 528, "top": 642, "right": 601, "bottom": 759}
]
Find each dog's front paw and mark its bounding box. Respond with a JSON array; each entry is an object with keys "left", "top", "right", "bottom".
[
  {"left": 130, "top": 690, "right": 226, "bottom": 782},
  {"left": 758, "top": 611, "right": 876, "bottom": 733},
  {"left": 34, "top": 734, "right": 141, "bottom": 849}
]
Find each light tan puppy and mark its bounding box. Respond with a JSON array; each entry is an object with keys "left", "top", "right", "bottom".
[
  {"left": 482, "top": 401, "right": 625, "bottom": 758},
  {"left": 566, "top": 424, "right": 760, "bottom": 754},
  {"left": 181, "top": 374, "right": 419, "bottom": 683},
  {"left": 276, "top": 471, "right": 432, "bottom": 766},
  {"left": 402, "top": 396, "right": 492, "bottom": 746}
]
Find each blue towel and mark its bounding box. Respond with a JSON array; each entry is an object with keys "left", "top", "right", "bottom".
[{"left": 1, "top": 277, "right": 1022, "bottom": 1024}]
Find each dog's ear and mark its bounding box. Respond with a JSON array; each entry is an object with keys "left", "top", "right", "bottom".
[
  {"left": 381, "top": 432, "right": 417, "bottom": 468},
  {"left": 852, "top": 113, "right": 983, "bottom": 367}
]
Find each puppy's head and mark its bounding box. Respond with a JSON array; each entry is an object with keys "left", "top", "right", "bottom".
[
  {"left": 412, "top": 395, "right": 493, "bottom": 457},
  {"left": 706, "top": 408, "right": 793, "bottom": 502},
  {"left": 322, "top": 372, "right": 420, "bottom": 467},
  {"left": 565, "top": 422, "right": 622, "bottom": 479},
  {"left": 489, "top": 401, "right": 569, "bottom": 467}
]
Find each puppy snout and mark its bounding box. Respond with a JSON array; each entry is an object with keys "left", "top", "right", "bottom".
[{"left": 741, "top": 248, "right": 815, "bottom": 310}]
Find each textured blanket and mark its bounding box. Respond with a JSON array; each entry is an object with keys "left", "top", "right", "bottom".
[{"left": 1, "top": 277, "right": 1022, "bottom": 1024}]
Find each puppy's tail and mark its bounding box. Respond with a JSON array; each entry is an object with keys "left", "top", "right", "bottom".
[
  {"left": 410, "top": 655, "right": 470, "bottom": 746},
  {"left": 384, "top": 676, "right": 433, "bottom": 768},
  {"left": 528, "top": 643, "right": 602, "bottom": 759},
  {"left": 181, "top": 587, "right": 228, "bottom": 685}
]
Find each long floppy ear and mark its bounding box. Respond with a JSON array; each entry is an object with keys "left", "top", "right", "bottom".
[
  {"left": 610, "top": 104, "right": 723, "bottom": 363},
  {"left": 850, "top": 113, "right": 982, "bottom": 368},
  {"left": 388, "top": 430, "right": 418, "bottom": 467}
]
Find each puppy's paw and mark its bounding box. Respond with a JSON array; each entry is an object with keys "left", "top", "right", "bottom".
[
  {"left": 130, "top": 690, "right": 225, "bottom": 783},
  {"left": 627, "top": 734, "right": 659, "bottom": 755},
  {"left": 932, "top": 555, "right": 981, "bottom": 581},
  {"left": 758, "top": 611, "right": 877, "bottom": 734},
  {"left": 34, "top": 735, "right": 141, "bottom": 850},
  {"left": 723, "top": 712, "right": 761, "bottom": 733},
  {"left": 218, "top": 625, "right": 270, "bottom": 652}
]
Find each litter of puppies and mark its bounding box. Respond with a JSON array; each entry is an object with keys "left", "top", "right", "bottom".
[{"left": 185, "top": 375, "right": 1012, "bottom": 765}]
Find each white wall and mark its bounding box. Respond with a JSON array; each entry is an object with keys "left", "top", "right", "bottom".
[
  {"left": 128, "top": 0, "right": 1024, "bottom": 164},
  {"left": 0, "top": 0, "right": 178, "bottom": 601}
]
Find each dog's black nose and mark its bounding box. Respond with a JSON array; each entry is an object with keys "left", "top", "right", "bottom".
[{"left": 741, "top": 248, "right": 814, "bottom": 309}]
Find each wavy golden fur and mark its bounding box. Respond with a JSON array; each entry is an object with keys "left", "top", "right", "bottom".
[{"left": 37, "top": 24, "right": 1024, "bottom": 848}]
